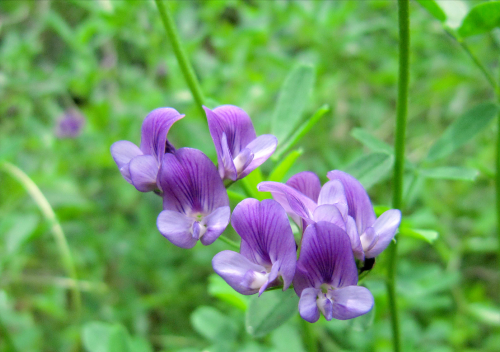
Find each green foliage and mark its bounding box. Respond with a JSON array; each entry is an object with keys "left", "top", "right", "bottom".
[
  {"left": 458, "top": 2, "right": 500, "bottom": 37},
  {"left": 419, "top": 166, "right": 479, "bottom": 181},
  {"left": 245, "top": 289, "right": 299, "bottom": 338},
  {"left": 343, "top": 152, "right": 394, "bottom": 189},
  {"left": 271, "top": 64, "right": 315, "bottom": 145},
  {"left": 427, "top": 103, "right": 498, "bottom": 162}
]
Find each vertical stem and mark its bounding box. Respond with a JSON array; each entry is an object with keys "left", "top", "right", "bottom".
[
  {"left": 155, "top": 0, "right": 206, "bottom": 116},
  {"left": 497, "top": 94, "right": 500, "bottom": 278},
  {"left": 0, "top": 162, "right": 82, "bottom": 318},
  {"left": 387, "top": 1, "right": 409, "bottom": 352}
]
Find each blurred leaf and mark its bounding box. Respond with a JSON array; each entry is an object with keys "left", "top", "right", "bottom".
[
  {"left": 270, "top": 323, "right": 306, "bottom": 352},
  {"left": 419, "top": 166, "right": 479, "bottom": 181},
  {"left": 207, "top": 274, "right": 249, "bottom": 311},
  {"left": 5, "top": 214, "right": 39, "bottom": 255},
  {"left": 272, "top": 64, "right": 315, "bottom": 145},
  {"left": 463, "top": 237, "right": 498, "bottom": 253},
  {"left": 245, "top": 289, "right": 299, "bottom": 338},
  {"left": 438, "top": 0, "right": 468, "bottom": 29},
  {"left": 348, "top": 302, "right": 375, "bottom": 332},
  {"left": 350, "top": 128, "right": 393, "bottom": 154},
  {"left": 343, "top": 152, "right": 394, "bottom": 189},
  {"left": 226, "top": 190, "right": 247, "bottom": 203},
  {"left": 426, "top": 103, "right": 498, "bottom": 162},
  {"left": 269, "top": 149, "right": 303, "bottom": 182},
  {"left": 241, "top": 168, "right": 266, "bottom": 200},
  {"left": 191, "top": 306, "right": 238, "bottom": 343},
  {"left": 399, "top": 227, "right": 439, "bottom": 244},
  {"left": 416, "top": 0, "right": 446, "bottom": 22},
  {"left": 468, "top": 303, "right": 500, "bottom": 327},
  {"left": 82, "top": 322, "right": 111, "bottom": 352},
  {"left": 273, "top": 104, "right": 329, "bottom": 160},
  {"left": 108, "top": 325, "right": 133, "bottom": 352},
  {"left": 458, "top": 2, "right": 500, "bottom": 37}
]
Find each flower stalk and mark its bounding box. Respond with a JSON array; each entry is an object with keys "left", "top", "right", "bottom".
[
  {"left": 387, "top": 1, "right": 410, "bottom": 351},
  {"left": 0, "top": 162, "right": 82, "bottom": 318},
  {"left": 155, "top": 0, "right": 206, "bottom": 118}
]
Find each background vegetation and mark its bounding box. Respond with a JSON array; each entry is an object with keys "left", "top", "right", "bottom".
[{"left": 0, "top": 1, "right": 499, "bottom": 351}]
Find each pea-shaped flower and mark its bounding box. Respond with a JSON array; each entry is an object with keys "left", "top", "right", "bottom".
[
  {"left": 156, "top": 148, "right": 230, "bottom": 249},
  {"left": 110, "top": 108, "right": 184, "bottom": 192},
  {"left": 294, "top": 221, "right": 374, "bottom": 323},
  {"left": 212, "top": 198, "right": 296, "bottom": 295},
  {"left": 204, "top": 105, "right": 277, "bottom": 181},
  {"left": 327, "top": 170, "right": 401, "bottom": 259}
]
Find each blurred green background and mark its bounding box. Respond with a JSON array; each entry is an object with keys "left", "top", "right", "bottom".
[{"left": 0, "top": 0, "right": 499, "bottom": 351}]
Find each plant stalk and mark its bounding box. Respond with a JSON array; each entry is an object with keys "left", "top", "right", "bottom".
[
  {"left": 155, "top": 0, "right": 206, "bottom": 117},
  {"left": 387, "top": 1, "right": 409, "bottom": 351},
  {"left": 0, "top": 162, "right": 82, "bottom": 317}
]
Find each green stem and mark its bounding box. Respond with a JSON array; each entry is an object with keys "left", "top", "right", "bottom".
[
  {"left": 497, "top": 87, "right": 500, "bottom": 281},
  {"left": 387, "top": 1, "right": 409, "bottom": 352},
  {"left": 0, "top": 162, "right": 82, "bottom": 317},
  {"left": 300, "top": 317, "right": 318, "bottom": 352},
  {"left": 218, "top": 235, "right": 240, "bottom": 250},
  {"left": 0, "top": 316, "right": 18, "bottom": 352},
  {"left": 155, "top": 0, "right": 206, "bottom": 116}
]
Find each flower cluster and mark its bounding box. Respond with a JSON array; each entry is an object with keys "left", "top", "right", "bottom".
[{"left": 111, "top": 105, "right": 401, "bottom": 323}]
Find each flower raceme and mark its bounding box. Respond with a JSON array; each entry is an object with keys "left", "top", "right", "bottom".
[
  {"left": 110, "top": 108, "right": 184, "bottom": 192},
  {"left": 204, "top": 105, "right": 278, "bottom": 181},
  {"left": 212, "top": 198, "right": 296, "bottom": 295},
  {"left": 258, "top": 170, "right": 401, "bottom": 261}
]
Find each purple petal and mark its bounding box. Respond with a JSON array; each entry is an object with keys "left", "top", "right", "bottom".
[
  {"left": 212, "top": 250, "right": 267, "bottom": 295},
  {"left": 346, "top": 216, "right": 364, "bottom": 261},
  {"left": 157, "top": 210, "right": 197, "bottom": 249},
  {"left": 200, "top": 206, "right": 231, "bottom": 246},
  {"left": 364, "top": 209, "right": 401, "bottom": 258},
  {"left": 330, "top": 286, "right": 374, "bottom": 320},
  {"left": 159, "top": 148, "right": 229, "bottom": 214},
  {"left": 313, "top": 204, "right": 345, "bottom": 227},
  {"left": 219, "top": 132, "right": 238, "bottom": 181},
  {"left": 257, "top": 182, "right": 317, "bottom": 221},
  {"left": 286, "top": 171, "right": 321, "bottom": 202},
  {"left": 317, "top": 180, "right": 347, "bottom": 210},
  {"left": 298, "top": 288, "right": 321, "bottom": 323},
  {"left": 294, "top": 222, "right": 358, "bottom": 297},
  {"left": 139, "top": 108, "right": 184, "bottom": 161},
  {"left": 327, "top": 170, "right": 376, "bottom": 235},
  {"left": 239, "top": 134, "right": 278, "bottom": 179},
  {"left": 232, "top": 147, "right": 254, "bottom": 179},
  {"left": 129, "top": 155, "right": 159, "bottom": 192},
  {"left": 231, "top": 198, "right": 296, "bottom": 290},
  {"left": 110, "top": 141, "right": 142, "bottom": 183},
  {"left": 205, "top": 105, "right": 257, "bottom": 156}
]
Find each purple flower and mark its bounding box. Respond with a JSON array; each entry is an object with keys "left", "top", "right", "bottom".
[
  {"left": 110, "top": 108, "right": 184, "bottom": 192},
  {"left": 258, "top": 172, "right": 364, "bottom": 260},
  {"left": 204, "top": 105, "right": 278, "bottom": 181},
  {"left": 294, "top": 222, "right": 374, "bottom": 323},
  {"left": 55, "top": 109, "right": 85, "bottom": 138},
  {"left": 327, "top": 170, "right": 401, "bottom": 259},
  {"left": 212, "top": 198, "right": 296, "bottom": 295},
  {"left": 156, "top": 148, "right": 230, "bottom": 249}
]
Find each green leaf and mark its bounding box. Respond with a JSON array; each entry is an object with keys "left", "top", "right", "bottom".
[
  {"left": 416, "top": 0, "right": 446, "bottom": 22},
  {"left": 419, "top": 166, "right": 479, "bottom": 181},
  {"left": 427, "top": 103, "right": 498, "bottom": 162},
  {"left": 6, "top": 214, "right": 39, "bottom": 254},
  {"left": 468, "top": 303, "right": 500, "bottom": 327},
  {"left": 272, "top": 64, "right": 315, "bottom": 145},
  {"left": 270, "top": 323, "right": 306, "bottom": 352},
  {"left": 245, "top": 289, "right": 299, "bottom": 337},
  {"left": 350, "top": 128, "right": 393, "bottom": 154},
  {"left": 398, "top": 227, "right": 439, "bottom": 244},
  {"left": 458, "top": 2, "right": 500, "bottom": 37},
  {"left": 82, "top": 322, "right": 112, "bottom": 352},
  {"left": 207, "top": 274, "right": 249, "bottom": 311},
  {"left": 438, "top": 0, "right": 468, "bottom": 29},
  {"left": 343, "top": 152, "right": 394, "bottom": 190},
  {"left": 240, "top": 168, "right": 264, "bottom": 199},
  {"left": 226, "top": 190, "right": 247, "bottom": 203},
  {"left": 272, "top": 104, "right": 329, "bottom": 160},
  {"left": 268, "top": 149, "right": 303, "bottom": 182},
  {"left": 108, "top": 325, "right": 133, "bottom": 352},
  {"left": 191, "top": 306, "right": 238, "bottom": 343}
]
